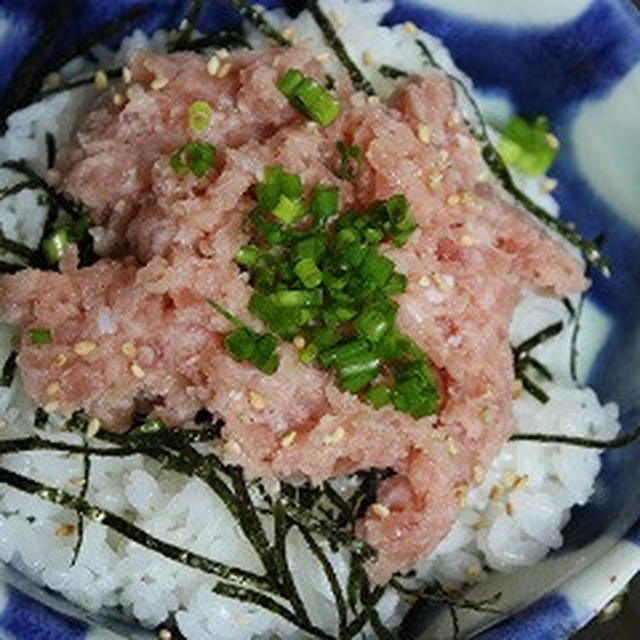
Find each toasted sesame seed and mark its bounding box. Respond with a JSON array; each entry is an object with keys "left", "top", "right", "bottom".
[
  {"left": 371, "top": 503, "right": 390, "bottom": 519},
  {"left": 466, "top": 565, "right": 483, "bottom": 581},
  {"left": 543, "top": 177, "right": 558, "bottom": 193},
  {"left": 94, "top": 70, "right": 108, "bottom": 90},
  {"left": 248, "top": 390, "right": 265, "bottom": 410},
  {"left": 55, "top": 523, "right": 76, "bottom": 538},
  {"left": 158, "top": 630, "right": 173, "bottom": 640},
  {"left": 489, "top": 485, "right": 503, "bottom": 501},
  {"left": 455, "top": 483, "right": 469, "bottom": 507},
  {"left": 323, "top": 426, "right": 346, "bottom": 445},
  {"left": 460, "top": 190, "right": 474, "bottom": 206},
  {"left": 239, "top": 413, "right": 252, "bottom": 425},
  {"left": 472, "top": 519, "right": 488, "bottom": 531},
  {"left": 121, "top": 342, "right": 137, "bottom": 359},
  {"left": 367, "top": 95, "right": 380, "bottom": 105},
  {"left": 281, "top": 431, "right": 297, "bottom": 448},
  {"left": 315, "top": 52, "right": 330, "bottom": 63},
  {"left": 45, "top": 381, "right": 61, "bottom": 397},
  {"left": 0, "top": 418, "right": 7, "bottom": 429},
  {"left": 502, "top": 470, "right": 517, "bottom": 488},
  {"left": 546, "top": 132, "right": 560, "bottom": 150},
  {"left": 44, "top": 401, "right": 60, "bottom": 413},
  {"left": 293, "top": 335, "right": 306, "bottom": 350},
  {"left": 207, "top": 55, "right": 220, "bottom": 76},
  {"left": 417, "top": 122, "right": 431, "bottom": 144},
  {"left": 224, "top": 439, "right": 241, "bottom": 455},
  {"left": 51, "top": 353, "right": 67, "bottom": 367},
  {"left": 512, "top": 474, "right": 529, "bottom": 491},
  {"left": 151, "top": 76, "right": 168, "bottom": 90},
  {"left": 282, "top": 26, "right": 295, "bottom": 42},
  {"left": 362, "top": 50, "right": 374, "bottom": 66},
  {"left": 446, "top": 435, "right": 459, "bottom": 455},
  {"left": 505, "top": 501, "right": 514, "bottom": 516},
  {"left": 480, "top": 406, "right": 492, "bottom": 424},
  {"left": 419, "top": 275, "right": 431, "bottom": 287},
  {"left": 217, "top": 48, "right": 230, "bottom": 59},
  {"left": 122, "top": 66, "right": 132, "bottom": 84},
  {"left": 74, "top": 341, "right": 97, "bottom": 356},
  {"left": 472, "top": 464, "right": 485, "bottom": 484},
  {"left": 218, "top": 62, "right": 232, "bottom": 78},
  {"left": 446, "top": 109, "right": 462, "bottom": 128},
  {"left": 460, "top": 234, "right": 475, "bottom": 247},
  {"left": 403, "top": 20, "right": 418, "bottom": 35},
  {"left": 130, "top": 362, "right": 145, "bottom": 379},
  {"left": 86, "top": 417, "right": 101, "bottom": 438},
  {"left": 432, "top": 272, "right": 453, "bottom": 292},
  {"left": 512, "top": 379, "right": 523, "bottom": 399},
  {"left": 438, "top": 149, "right": 450, "bottom": 164},
  {"left": 446, "top": 193, "right": 461, "bottom": 207},
  {"left": 113, "top": 93, "right": 125, "bottom": 107},
  {"left": 67, "top": 476, "right": 85, "bottom": 487},
  {"left": 427, "top": 173, "right": 443, "bottom": 190}
]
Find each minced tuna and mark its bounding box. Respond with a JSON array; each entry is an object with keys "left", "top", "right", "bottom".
[{"left": 0, "top": 46, "right": 586, "bottom": 582}]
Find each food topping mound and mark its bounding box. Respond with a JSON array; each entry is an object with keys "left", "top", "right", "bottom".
[{"left": 0, "top": 47, "right": 587, "bottom": 581}]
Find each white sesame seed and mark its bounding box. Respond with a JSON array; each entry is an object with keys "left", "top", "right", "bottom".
[
  {"left": 55, "top": 523, "right": 76, "bottom": 538},
  {"left": 455, "top": 483, "right": 469, "bottom": 507},
  {"left": 94, "top": 70, "right": 108, "bottom": 90},
  {"left": 130, "top": 362, "right": 145, "bottom": 379},
  {"left": 151, "top": 76, "right": 168, "bottom": 91},
  {"left": 248, "top": 390, "right": 265, "bottom": 410},
  {"left": 315, "top": 52, "right": 331, "bottom": 63},
  {"left": 546, "top": 132, "right": 560, "bottom": 150},
  {"left": 86, "top": 417, "right": 101, "bottom": 438},
  {"left": 207, "top": 55, "right": 220, "bottom": 77},
  {"left": 502, "top": 470, "right": 517, "bottom": 488},
  {"left": 371, "top": 503, "right": 390, "bottom": 519},
  {"left": 403, "top": 21, "right": 418, "bottom": 35},
  {"left": 224, "top": 439, "right": 241, "bottom": 456},
  {"left": 122, "top": 66, "right": 132, "bottom": 84},
  {"left": 432, "top": 272, "right": 453, "bottom": 292},
  {"left": 293, "top": 335, "right": 306, "bottom": 349},
  {"left": 0, "top": 418, "right": 7, "bottom": 429},
  {"left": 218, "top": 62, "right": 232, "bottom": 78},
  {"left": 427, "top": 172, "right": 443, "bottom": 190},
  {"left": 367, "top": 95, "right": 380, "bottom": 105},
  {"left": 217, "top": 48, "right": 230, "bottom": 60},
  {"left": 446, "top": 193, "right": 461, "bottom": 206},
  {"left": 543, "top": 177, "right": 558, "bottom": 193},
  {"left": 112, "top": 93, "right": 125, "bottom": 107},
  {"left": 158, "top": 630, "right": 173, "bottom": 640},
  {"left": 362, "top": 50, "right": 374, "bottom": 66},
  {"left": 480, "top": 406, "right": 492, "bottom": 424},
  {"left": 419, "top": 275, "right": 431, "bottom": 287},
  {"left": 472, "top": 464, "right": 485, "bottom": 484},
  {"left": 121, "top": 342, "right": 137, "bottom": 359},
  {"left": 460, "top": 234, "right": 475, "bottom": 247},
  {"left": 489, "top": 485, "right": 503, "bottom": 501},
  {"left": 45, "top": 381, "right": 61, "bottom": 397},
  {"left": 446, "top": 109, "right": 462, "bottom": 128},
  {"left": 74, "top": 341, "right": 97, "bottom": 356},
  {"left": 281, "top": 431, "right": 297, "bottom": 448},
  {"left": 282, "top": 26, "right": 295, "bottom": 42},
  {"left": 417, "top": 122, "right": 431, "bottom": 144},
  {"left": 446, "top": 435, "right": 459, "bottom": 455},
  {"left": 239, "top": 413, "right": 252, "bottom": 425},
  {"left": 512, "top": 379, "right": 523, "bottom": 399},
  {"left": 323, "top": 426, "right": 346, "bottom": 445},
  {"left": 460, "top": 190, "right": 474, "bottom": 206}
]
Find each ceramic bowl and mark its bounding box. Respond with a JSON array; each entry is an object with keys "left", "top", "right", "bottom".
[{"left": 0, "top": 1, "right": 639, "bottom": 638}]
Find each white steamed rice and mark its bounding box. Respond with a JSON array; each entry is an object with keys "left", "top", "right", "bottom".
[{"left": 0, "top": 1, "right": 620, "bottom": 638}]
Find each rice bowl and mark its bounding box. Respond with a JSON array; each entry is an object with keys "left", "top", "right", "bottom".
[{"left": 0, "top": 1, "right": 631, "bottom": 639}]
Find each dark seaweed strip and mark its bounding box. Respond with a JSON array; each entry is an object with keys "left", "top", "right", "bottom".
[
  {"left": 519, "top": 355, "right": 552, "bottom": 381},
  {"left": 212, "top": 582, "right": 333, "bottom": 639},
  {"left": 513, "top": 322, "right": 563, "bottom": 356},
  {"left": 0, "top": 181, "right": 37, "bottom": 200},
  {"left": 272, "top": 500, "right": 312, "bottom": 626},
  {"left": 33, "top": 408, "right": 49, "bottom": 429},
  {"left": 0, "top": 465, "right": 272, "bottom": 590},
  {"left": 45, "top": 133, "right": 57, "bottom": 170},
  {"left": 71, "top": 439, "right": 90, "bottom": 566},
  {"left": 0, "top": 261, "right": 24, "bottom": 274},
  {"left": 298, "top": 525, "right": 348, "bottom": 637},
  {"left": 511, "top": 423, "right": 640, "bottom": 449},
  {"left": 448, "top": 604, "right": 461, "bottom": 640},
  {"left": 322, "top": 481, "right": 352, "bottom": 523},
  {"left": 0, "top": 352, "right": 17, "bottom": 387},
  {"left": 176, "top": 31, "right": 251, "bottom": 52},
  {"left": 0, "top": 2, "right": 77, "bottom": 130},
  {"left": 230, "top": 0, "right": 291, "bottom": 46},
  {"left": 569, "top": 292, "right": 585, "bottom": 383},
  {"left": 280, "top": 494, "right": 376, "bottom": 559},
  {"left": 0, "top": 230, "right": 40, "bottom": 265},
  {"left": 0, "top": 436, "right": 165, "bottom": 458},
  {"left": 414, "top": 39, "right": 608, "bottom": 275},
  {"left": 378, "top": 65, "right": 408, "bottom": 79},
  {"left": 563, "top": 297, "right": 575, "bottom": 318},
  {"left": 305, "top": 0, "right": 376, "bottom": 95},
  {"left": 1, "top": 161, "right": 85, "bottom": 221},
  {"left": 172, "top": 0, "right": 205, "bottom": 51},
  {"left": 519, "top": 372, "right": 549, "bottom": 404},
  {"left": 344, "top": 584, "right": 386, "bottom": 637}
]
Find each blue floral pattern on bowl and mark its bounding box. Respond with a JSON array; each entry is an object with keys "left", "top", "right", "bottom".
[{"left": 0, "top": 1, "right": 639, "bottom": 638}]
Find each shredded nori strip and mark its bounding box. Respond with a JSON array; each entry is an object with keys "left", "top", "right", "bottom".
[
  {"left": 305, "top": 0, "right": 376, "bottom": 95},
  {"left": 0, "top": 352, "right": 17, "bottom": 387},
  {"left": 378, "top": 64, "right": 408, "bottom": 79},
  {"left": 511, "top": 423, "right": 640, "bottom": 449},
  {"left": 230, "top": 0, "right": 291, "bottom": 46},
  {"left": 175, "top": 31, "right": 251, "bottom": 52},
  {"left": 172, "top": 0, "right": 205, "bottom": 51},
  {"left": 71, "top": 439, "right": 90, "bottom": 566},
  {"left": 0, "top": 230, "right": 40, "bottom": 266},
  {"left": 45, "top": 132, "right": 57, "bottom": 170},
  {"left": 0, "top": 261, "right": 24, "bottom": 274}
]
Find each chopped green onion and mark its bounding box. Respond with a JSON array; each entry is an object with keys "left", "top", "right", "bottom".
[
  {"left": 294, "top": 258, "right": 323, "bottom": 289},
  {"left": 30, "top": 328, "right": 52, "bottom": 345},
  {"left": 496, "top": 115, "right": 558, "bottom": 176},
  {"left": 225, "top": 327, "right": 257, "bottom": 361},
  {"left": 171, "top": 141, "right": 216, "bottom": 178},
  {"left": 42, "top": 228, "right": 70, "bottom": 265},
  {"left": 277, "top": 69, "right": 341, "bottom": 126},
  {"left": 235, "top": 245, "right": 260, "bottom": 268},
  {"left": 367, "top": 384, "right": 391, "bottom": 409},
  {"left": 188, "top": 100, "right": 213, "bottom": 133},
  {"left": 272, "top": 195, "right": 305, "bottom": 224},
  {"left": 310, "top": 185, "right": 339, "bottom": 224}
]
